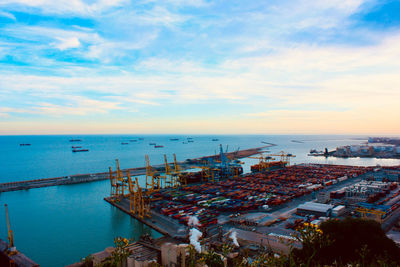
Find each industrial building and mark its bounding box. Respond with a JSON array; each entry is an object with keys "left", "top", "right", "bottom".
[{"left": 296, "top": 202, "right": 334, "bottom": 217}]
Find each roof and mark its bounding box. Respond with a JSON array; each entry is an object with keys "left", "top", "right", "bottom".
[{"left": 297, "top": 202, "right": 333, "bottom": 213}]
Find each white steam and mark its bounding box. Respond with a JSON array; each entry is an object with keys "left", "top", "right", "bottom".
[
  {"left": 230, "top": 230, "right": 239, "bottom": 247},
  {"left": 188, "top": 215, "right": 200, "bottom": 227},
  {"left": 189, "top": 228, "right": 202, "bottom": 253}
]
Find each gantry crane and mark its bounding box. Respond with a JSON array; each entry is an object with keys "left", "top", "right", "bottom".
[
  {"left": 248, "top": 154, "right": 275, "bottom": 172},
  {"left": 201, "top": 158, "right": 217, "bottom": 183},
  {"left": 145, "top": 155, "right": 160, "bottom": 192},
  {"left": 109, "top": 166, "right": 117, "bottom": 200},
  {"left": 269, "top": 151, "right": 296, "bottom": 167},
  {"left": 355, "top": 207, "right": 386, "bottom": 223},
  {"left": 127, "top": 171, "right": 137, "bottom": 215},
  {"left": 115, "top": 159, "right": 129, "bottom": 200},
  {"left": 163, "top": 154, "right": 172, "bottom": 188},
  {"left": 173, "top": 153, "right": 187, "bottom": 187},
  {"left": 4, "top": 204, "right": 17, "bottom": 255},
  {"left": 127, "top": 172, "right": 151, "bottom": 219}
]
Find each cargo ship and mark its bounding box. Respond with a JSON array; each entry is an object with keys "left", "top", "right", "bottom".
[
  {"left": 170, "top": 138, "right": 179, "bottom": 141},
  {"left": 149, "top": 143, "right": 156, "bottom": 145},
  {"left": 154, "top": 145, "right": 164, "bottom": 148},
  {"left": 69, "top": 139, "right": 82, "bottom": 142},
  {"left": 71, "top": 146, "right": 82, "bottom": 148},
  {"left": 121, "top": 142, "right": 129, "bottom": 145},
  {"left": 19, "top": 143, "right": 31, "bottom": 146},
  {"left": 212, "top": 139, "right": 219, "bottom": 141},
  {"left": 72, "top": 149, "right": 89, "bottom": 152}
]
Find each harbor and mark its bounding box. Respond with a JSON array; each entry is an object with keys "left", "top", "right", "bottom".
[
  {"left": 0, "top": 146, "right": 266, "bottom": 193},
  {"left": 96, "top": 152, "right": 400, "bottom": 266},
  {"left": 1, "top": 135, "right": 400, "bottom": 266}
]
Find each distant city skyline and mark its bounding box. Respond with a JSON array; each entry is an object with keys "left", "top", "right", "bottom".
[{"left": 0, "top": 0, "right": 400, "bottom": 135}]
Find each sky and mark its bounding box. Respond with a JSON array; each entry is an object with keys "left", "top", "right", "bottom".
[{"left": 0, "top": 0, "right": 400, "bottom": 135}]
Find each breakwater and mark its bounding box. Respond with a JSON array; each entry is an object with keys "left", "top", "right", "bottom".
[{"left": 0, "top": 146, "right": 266, "bottom": 193}]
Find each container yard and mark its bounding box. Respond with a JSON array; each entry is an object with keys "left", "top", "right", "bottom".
[
  {"left": 94, "top": 150, "right": 400, "bottom": 266},
  {"left": 102, "top": 146, "right": 400, "bottom": 246}
]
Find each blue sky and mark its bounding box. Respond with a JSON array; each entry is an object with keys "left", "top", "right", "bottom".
[{"left": 0, "top": 0, "right": 400, "bottom": 134}]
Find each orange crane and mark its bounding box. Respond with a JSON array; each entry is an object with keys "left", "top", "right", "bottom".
[
  {"left": 163, "top": 154, "right": 172, "bottom": 188},
  {"left": 355, "top": 207, "right": 386, "bottom": 223},
  {"left": 248, "top": 154, "right": 275, "bottom": 172},
  {"left": 145, "top": 155, "right": 160, "bottom": 192},
  {"left": 4, "top": 204, "right": 17, "bottom": 255},
  {"left": 269, "top": 151, "right": 296, "bottom": 167},
  {"left": 173, "top": 153, "right": 187, "bottom": 187},
  {"left": 127, "top": 171, "right": 137, "bottom": 215},
  {"left": 109, "top": 166, "right": 117, "bottom": 200},
  {"left": 114, "top": 159, "right": 128, "bottom": 200}
]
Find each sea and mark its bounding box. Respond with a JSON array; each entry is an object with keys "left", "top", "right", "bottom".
[{"left": 0, "top": 134, "right": 399, "bottom": 267}]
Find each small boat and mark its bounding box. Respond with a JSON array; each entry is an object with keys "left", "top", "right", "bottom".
[
  {"left": 121, "top": 142, "right": 129, "bottom": 145},
  {"left": 19, "top": 143, "right": 31, "bottom": 146},
  {"left": 149, "top": 143, "right": 156, "bottom": 145},
  {"left": 188, "top": 140, "right": 194, "bottom": 143},
  {"left": 212, "top": 139, "right": 219, "bottom": 141},
  {"left": 71, "top": 146, "right": 82, "bottom": 148},
  {"left": 291, "top": 140, "right": 304, "bottom": 143},
  {"left": 129, "top": 139, "right": 137, "bottom": 142},
  {"left": 154, "top": 145, "right": 164, "bottom": 148},
  {"left": 170, "top": 138, "right": 179, "bottom": 141},
  {"left": 69, "top": 139, "right": 82, "bottom": 142},
  {"left": 72, "top": 149, "right": 89, "bottom": 152}
]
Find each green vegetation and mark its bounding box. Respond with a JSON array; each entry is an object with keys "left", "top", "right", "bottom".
[
  {"left": 97, "top": 237, "right": 131, "bottom": 267},
  {"left": 187, "top": 218, "right": 400, "bottom": 266},
  {"left": 89, "top": 218, "right": 400, "bottom": 266},
  {"left": 298, "top": 217, "right": 400, "bottom": 265},
  {"left": 290, "top": 218, "right": 400, "bottom": 266}
]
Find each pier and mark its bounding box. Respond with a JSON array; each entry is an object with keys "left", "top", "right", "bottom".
[{"left": 0, "top": 146, "right": 266, "bottom": 193}]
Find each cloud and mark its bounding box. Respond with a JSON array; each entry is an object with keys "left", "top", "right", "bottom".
[
  {"left": 53, "top": 37, "right": 81, "bottom": 50},
  {"left": 141, "top": 0, "right": 208, "bottom": 8},
  {"left": 0, "top": 11, "right": 16, "bottom": 20},
  {"left": 0, "top": 0, "right": 127, "bottom": 16}
]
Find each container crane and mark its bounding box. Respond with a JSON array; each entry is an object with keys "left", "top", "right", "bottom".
[
  {"left": 355, "top": 207, "right": 386, "bottom": 223},
  {"left": 127, "top": 171, "right": 137, "bottom": 216},
  {"left": 115, "top": 159, "right": 128, "bottom": 200},
  {"left": 269, "top": 151, "right": 296, "bottom": 167},
  {"left": 109, "top": 167, "right": 117, "bottom": 200},
  {"left": 126, "top": 172, "right": 151, "bottom": 219},
  {"left": 145, "top": 155, "right": 160, "bottom": 192},
  {"left": 4, "top": 204, "right": 17, "bottom": 255},
  {"left": 248, "top": 154, "right": 275, "bottom": 172},
  {"left": 163, "top": 154, "right": 172, "bottom": 188}
]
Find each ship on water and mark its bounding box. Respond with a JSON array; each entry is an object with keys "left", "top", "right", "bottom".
[{"left": 72, "top": 149, "right": 89, "bottom": 152}]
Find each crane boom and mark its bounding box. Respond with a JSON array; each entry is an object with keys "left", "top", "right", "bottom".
[{"left": 5, "top": 204, "right": 16, "bottom": 253}]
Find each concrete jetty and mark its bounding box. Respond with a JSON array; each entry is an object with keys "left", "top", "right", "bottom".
[{"left": 0, "top": 146, "right": 267, "bottom": 193}]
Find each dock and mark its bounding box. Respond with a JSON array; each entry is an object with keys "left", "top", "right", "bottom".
[
  {"left": 0, "top": 146, "right": 267, "bottom": 193},
  {"left": 0, "top": 239, "right": 39, "bottom": 267},
  {"left": 104, "top": 197, "right": 189, "bottom": 239}
]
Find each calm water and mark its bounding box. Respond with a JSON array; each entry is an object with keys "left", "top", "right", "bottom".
[{"left": 0, "top": 135, "right": 399, "bottom": 266}]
